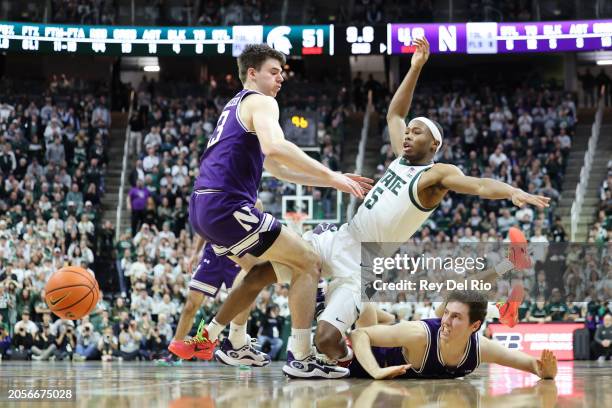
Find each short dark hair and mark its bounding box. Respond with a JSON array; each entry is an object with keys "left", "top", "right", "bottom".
[
  {"left": 237, "top": 44, "right": 286, "bottom": 84},
  {"left": 445, "top": 290, "right": 488, "bottom": 329}
]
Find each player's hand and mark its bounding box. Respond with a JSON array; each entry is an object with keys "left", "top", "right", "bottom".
[
  {"left": 330, "top": 172, "right": 365, "bottom": 199},
  {"left": 374, "top": 364, "right": 411, "bottom": 380},
  {"left": 343, "top": 173, "right": 374, "bottom": 193},
  {"left": 511, "top": 189, "right": 551, "bottom": 208},
  {"left": 411, "top": 37, "right": 430, "bottom": 69},
  {"left": 602, "top": 339, "right": 611, "bottom": 348},
  {"left": 535, "top": 349, "right": 557, "bottom": 379}
]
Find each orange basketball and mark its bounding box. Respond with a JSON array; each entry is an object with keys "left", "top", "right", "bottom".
[{"left": 45, "top": 266, "right": 100, "bottom": 320}]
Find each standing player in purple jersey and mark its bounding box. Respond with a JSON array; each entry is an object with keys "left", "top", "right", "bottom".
[
  {"left": 188, "top": 43, "right": 371, "bottom": 378},
  {"left": 348, "top": 291, "right": 558, "bottom": 381}
]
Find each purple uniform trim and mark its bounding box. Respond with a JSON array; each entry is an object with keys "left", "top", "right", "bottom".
[
  {"left": 189, "top": 192, "right": 281, "bottom": 257},
  {"left": 189, "top": 243, "right": 241, "bottom": 297}
]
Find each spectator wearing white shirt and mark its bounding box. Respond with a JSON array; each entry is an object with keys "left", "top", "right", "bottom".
[
  {"left": 143, "top": 126, "right": 162, "bottom": 151},
  {"left": 127, "top": 254, "right": 148, "bottom": 283},
  {"left": 43, "top": 118, "right": 62, "bottom": 146},
  {"left": 558, "top": 127, "right": 571, "bottom": 152},
  {"left": 489, "top": 106, "right": 505, "bottom": 132},
  {"left": 153, "top": 256, "right": 171, "bottom": 278},
  {"left": 157, "top": 222, "right": 176, "bottom": 245},
  {"left": 489, "top": 145, "right": 508, "bottom": 169},
  {"left": 156, "top": 313, "right": 173, "bottom": 341},
  {"left": 0, "top": 102, "right": 15, "bottom": 122},
  {"left": 518, "top": 111, "right": 533, "bottom": 133},
  {"left": 77, "top": 214, "right": 95, "bottom": 237},
  {"left": 142, "top": 147, "right": 160, "bottom": 173},
  {"left": 14, "top": 311, "right": 39, "bottom": 336},
  {"left": 155, "top": 294, "right": 177, "bottom": 323},
  {"left": 497, "top": 208, "right": 516, "bottom": 235},
  {"left": 131, "top": 289, "right": 154, "bottom": 318}
]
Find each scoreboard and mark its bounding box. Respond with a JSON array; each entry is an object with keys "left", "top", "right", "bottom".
[
  {"left": 0, "top": 23, "right": 333, "bottom": 56},
  {"left": 0, "top": 20, "right": 610, "bottom": 56}
]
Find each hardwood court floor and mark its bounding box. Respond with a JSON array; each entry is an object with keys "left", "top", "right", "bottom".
[{"left": 0, "top": 361, "right": 611, "bottom": 407}]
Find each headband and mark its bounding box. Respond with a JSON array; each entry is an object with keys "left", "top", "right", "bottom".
[{"left": 408, "top": 117, "right": 443, "bottom": 153}]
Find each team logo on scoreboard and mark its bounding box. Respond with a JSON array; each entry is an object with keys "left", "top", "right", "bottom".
[
  {"left": 493, "top": 333, "right": 523, "bottom": 350},
  {"left": 267, "top": 26, "right": 292, "bottom": 55}
]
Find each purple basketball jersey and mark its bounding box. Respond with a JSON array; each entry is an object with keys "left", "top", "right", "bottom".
[
  {"left": 194, "top": 89, "right": 264, "bottom": 203},
  {"left": 189, "top": 243, "right": 241, "bottom": 297},
  {"left": 189, "top": 88, "right": 282, "bottom": 258},
  {"left": 349, "top": 318, "right": 480, "bottom": 379}
]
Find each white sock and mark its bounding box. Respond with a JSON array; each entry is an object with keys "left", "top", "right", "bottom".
[
  {"left": 338, "top": 346, "right": 353, "bottom": 362},
  {"left": 288, "top": 328, "right": 312, "bottom": 360},
  {"left": 228, "top": 322, "right": 248, "bottom": 348},
  {"left": 205, "top": 318, "right": 225, "bottom": 341}
]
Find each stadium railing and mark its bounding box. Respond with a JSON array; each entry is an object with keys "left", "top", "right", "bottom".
[
  {"left": 570, "top": 88, "right": 604, "bottom": 241},
  {"left": 347, "top": 91, "right": 373, "bottom": 221},
  {"left": 116, "top": 90, "right": 135, "bottom": 241}
]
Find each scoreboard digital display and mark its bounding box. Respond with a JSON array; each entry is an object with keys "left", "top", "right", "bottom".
[
  {"left": 0, "top": 22, "right": 333, "bottom": 56},
  {"left": 388, "top": 20, "right": 612, "bottom": 54},
  {"left": 0, "top": 20, "right": 610, "bottom": 56}
]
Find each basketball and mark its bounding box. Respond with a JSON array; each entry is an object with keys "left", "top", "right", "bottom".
[{"left": 44, "top": 266, "right": 100, "bottom": 320}]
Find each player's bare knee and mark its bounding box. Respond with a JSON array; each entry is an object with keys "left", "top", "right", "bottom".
[{"left": 184, "top": 292, "right": 203, "bottom": 315}]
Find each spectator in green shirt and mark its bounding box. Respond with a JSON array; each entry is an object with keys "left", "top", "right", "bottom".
[
  {"left": 546, "top": 288, "right": 569, "bottom": 321},
  {"left": 527, "top": 295, "right": 551, "bottom": 323}
]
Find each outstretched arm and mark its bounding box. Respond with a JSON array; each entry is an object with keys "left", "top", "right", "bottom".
[
  {"left": 420, "top": 163, "right": 551, "bottom": 208},
  {"left": 251, "top": 95, "right": 364, "bottom": 198},
  {"left": 349, "top": 321, "right": 424, "bottom": 379},
  {"left": 264, "top": 157, "right": 373, "bottom": 192},
  {"left": 386, "top": 37, "right": 430, "bottom": 157},
  {"left": 480, "top": 336, "right": 557, "bottom": 379}
]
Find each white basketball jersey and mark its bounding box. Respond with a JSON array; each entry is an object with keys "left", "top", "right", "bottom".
[{"left": 348, "top": 157, "right": 436, "bottom": 242}]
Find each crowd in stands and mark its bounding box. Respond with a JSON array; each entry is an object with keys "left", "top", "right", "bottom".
[
  {"left": 0, "top": 76, "right": 117, "bottom": 360},
  {"left": 50, "top": 0, "right": 117, "bottom": 25},
  {"left": 37, "top": 0, "right": 578, "bottom": 27}
]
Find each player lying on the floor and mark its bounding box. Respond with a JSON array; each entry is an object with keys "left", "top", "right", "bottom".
[{"left": 346, "top": 290, "right": 557, "bottom": 380}]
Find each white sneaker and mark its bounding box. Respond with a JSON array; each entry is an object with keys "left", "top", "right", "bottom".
[
  {"left": 214, "top": 336, "right": 271, "bottom": 367},
  {"left": 598, "top": 356, "right": 606, "bottom": 363},
  {"left": 282, "top": 351, "right": 350, "bottom": 379}
]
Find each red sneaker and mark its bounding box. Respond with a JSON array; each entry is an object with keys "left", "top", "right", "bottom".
[
  {"left": 168, "top": 340, "right": 196, "bottom": 360},
  {"left": 496, "top": 284, "right": 525, "bottom": 328},
  {"left": 190, "top": 328, "right": 219, "bottom": 361},
  {"left": 508, "top": 227, "right": 532, "bottom": 270}
]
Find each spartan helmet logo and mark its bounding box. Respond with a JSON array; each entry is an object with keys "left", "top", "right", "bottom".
[{"left": 267, "top": 26, "right": 292, "bottom": 55}]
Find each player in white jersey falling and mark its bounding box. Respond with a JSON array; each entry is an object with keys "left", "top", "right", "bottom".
[{"left": 196, "top": 37, "right": 550, "bottom": 378}]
